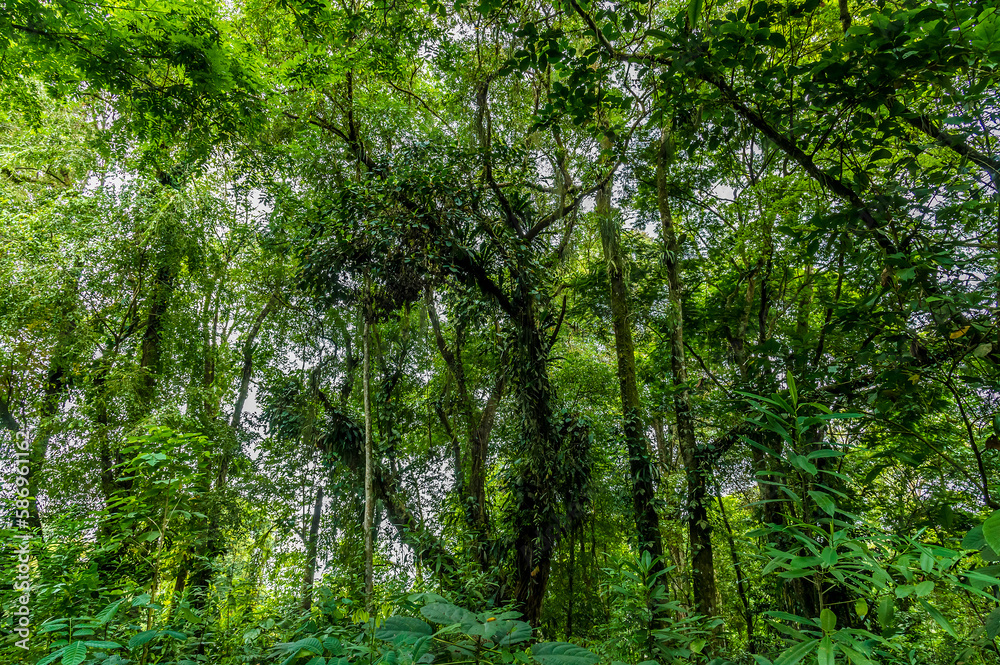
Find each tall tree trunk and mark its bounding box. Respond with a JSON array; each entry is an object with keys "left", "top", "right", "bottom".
[
  {"left": 566, "top": 527, "right": 575, "bottom": 639},
  {"left": 28, "top": 342, "right": 73, "bottom": 532},
  {"left": 302, "top": 485, "right": 324, "bottom": 610},
  {"left": 510, "top": 281, "right": 567, "bottom": 625},
  {"left": 363, "top": 286, "right": 375, "bottom": 612},
  {"left": 714, "top": 478, "right": 754, "bottom": 650},
  {"left": 426, "top": 291, "right": 503, "bottom": 567},
  {"left": 596, "top": 152, "right": 665, "bottom": 568},
  {"left": 187, "top": 294, "right": 277, "bottom": 647},
  {"left": 656, "top": 129, "right": 717, "bottom": 617},
  {"left": 137, "top": 263, "right": 176, "bottom": 409},
  {"left": 231, "top": 294, "right": 279, "bottom": 431},
  {"left": 0, "top": 395, "right": 19, "bottom": 433}
]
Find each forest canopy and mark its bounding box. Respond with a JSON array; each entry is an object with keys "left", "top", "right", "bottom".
[{"left": 2, "top": 0, "right": 1000, "bottom": 663}]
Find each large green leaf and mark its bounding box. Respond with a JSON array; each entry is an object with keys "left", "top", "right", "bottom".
[
  {"left": 773, "top": 639, "right": 817, "bottom": 665},
  {"left": 839, "top": 644, "right": 874, "bottom": 665},
  {"left": 36, "top": 647, "right": 67, "bottom": 665},
  {"left": 817, "top": 636, "right": 834, "bottom": 665},
  {"left": 61, "top": 641, "right": 88, "bottom": 665},
  {"left": 128, "top": 630, "right": 160, "bottom": 650},
  {"left": 986, "top": 607, "right": 1000, "bottom": 639},
  {"left": 918, "top": 600, "right": 958, "bottom": 638},
  {"left": 877, "top": 597, "right": 895, "bottom": 628},
  {"left": 491, "top": 619, "right": 532, "bottom": 646},
  {"left": 820, "top": 608, "right": 836, "bottom": 632},
  {"left": 687, "top": 0, "right": 703, "bottom": 27},
  {"left": 95, "top": 600, "right": 123, "bottom": 626},
  {"left": 809, "top": 491, "right": 836, "bottom": 517},
  {"left": 965, "top": 525, "right": 988, "bottom": 550},
  {"left": 375, "top": 616, "right": 434, "bottom": 644},
  {"left": 38, "top": 621, "right": 69, "bottom": 635},
  {"left": 983, "top": 510, "right": 1000, "bottom": 554},
  {"left": 420, "top": 603, "right": 476, "bottom": 631},
  {"left": 293, "top": 638, "right": 326, "bottom": 655},
  {"left": 531, "top": 642, "right": 600, "bottom": 665}
]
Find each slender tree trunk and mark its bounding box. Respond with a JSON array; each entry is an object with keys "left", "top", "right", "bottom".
[
  {"left": 363, "top": 285, "right": 375, "bottom": 612},
  {"left": 566, "top": 527, "right": 575, "bottom": 639},
  {"left": 28, "top": 351, "right": 72, "bottom": 532},
  {"left": 137, "top": 263, "right": 176, "bottom": 409},
  {"left": 0, "top": 396, "right": 19, "bottom": 433},
  {"left": 714, "top": 478, "right": 754, "bottom": 650},
  {"left": 510, "top": 283, "right": 563, "bottom": 626},
  {"left": 302, "top": 485, "right": 324, "bottom": 610},
  {"left": 596, "top": 153, "right": 665, "bottom": 568},
  {"left": 656, "top": 128, "right": 717, "bottom": 617},
  {"left": 426, "top": 291, "right": 503, "bottom": 567},
  {"left": 187, "top": 294, "right": 277, "bottom": 648}
]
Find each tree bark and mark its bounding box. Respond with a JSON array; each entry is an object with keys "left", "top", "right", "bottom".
[
  {"left": 0, "top": 395, "right": 19, "bottom": 433},
  {"left": 656, "top": 128, "right": 717, "bottom": 617},
  {"left": 137, "top": 263, "right": 176, "bottom": 409},
  {"left": 302, "top": 485, "right": 324, "bottom": 610},
  {"left": 596, "top": 151, "right": 665, "bottom": 568},
  {"left": 714, "top": 478, "right": 754, "bottom": 650},
  {"left": 363, "top": 286, "right": 375, "bottom": 612},
  {"left": 426, "top": 291, "right": 504, "bottom": 564},
  {"left": 28, "top": 340, "right": 74, "bottom": 532}
]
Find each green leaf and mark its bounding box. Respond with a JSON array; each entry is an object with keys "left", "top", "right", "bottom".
[
  {"left": 61, "top": 642, "right": 88, "bottom": 665},
  {"left": 878, "top": 596, "right": 896, "bottom": 628},
  {"left": 179, "top": 606, "right": 201, "bottom": 623},
  {"left": 323, "top": 637, "right": 343, "bottom": 655},
  {"left": 918, "top": 600, "right": 958, "bottom": 638},
  {"left": 855, "top": 599, "right": 868, "bottom": 617},
  {"left": 82, "top": 641, "right": 123, "bottom": 649},
  {"left": 38, "top": 622, "right": 69, "bottom": 635},
  {"left": 36, "top": 647, "right": 68, "bottom": 665},
  {"left": 491, "top": 619, "right": 533, "bottom": 645},
  {"left": 792, "top": 455, "right": 818, "bottom": 476},
  {"left": 967, "top": 565, "right": 1000, "bottom": 589},
  {"left": 839, "top": 644, "right": 874, "bottom": 665},
  {"left": 531, "top": 642, "right": 601, "bottom": 665},
  {"left": 420, "top": 603, "right": 476, "bottom": 631},
  {"left": 820, "top": 608, "right": 836, "bottom": 632},
  {"left": 817, "top": 636, "right": 834, "bottom": 665},
  {"left": 375, "top": 616, "right": 433, "bottom": 644},
  {"left": 982, "top": 510, "right": 1000, "bottom": 554},
  {"left": 914, "top": 580, "right": 934, "bottom": 597},
  {"left": 810, "top": 491, "right": 835, "bottom": 517},
  {"left": 773, "top": 638, "right": 817, "bottom": 665},
  {"left": 292, "top": 638, "right": 325, "bottom": 655},
  {"left": 986, "top": 607, "right": 1000, "bottom": 639},
  {"left": 128, "top": 630, "right": 160, "bottom": 650},
  {"left": 688, "top": 0, "right": 704, "bottom": 26},
  {"left": 95, "top": 600, "right": 123, "bottom": 626}
]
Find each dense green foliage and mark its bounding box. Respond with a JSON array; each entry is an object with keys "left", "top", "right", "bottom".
[{"left": 2, "top": 0, "right": 1000, "bottom": 663}]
